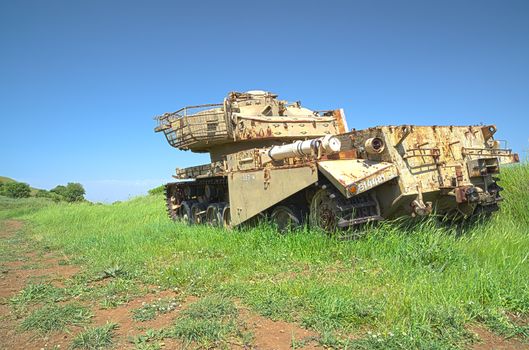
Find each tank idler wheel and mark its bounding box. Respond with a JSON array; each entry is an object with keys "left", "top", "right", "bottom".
[
  {"left": 270, "top": 205, "right": 302, "bottom": 233},
  {"left": 309, "top": 188, "right": 342, "bottom": 233},
  {"left": 165, "top": 184, "right": 182, "bottom": 221},
  {"left": 222, "top": 205, "right": 232, "bottom": 229},
  {"left": 205, "top": 203, "right": 226, "bottom": 227},
  {"left": 180, "top": 201, "right": 195, "bottom": 225},
  {"left": 191, "top": 203, "right": 208, "bottom": 224}
]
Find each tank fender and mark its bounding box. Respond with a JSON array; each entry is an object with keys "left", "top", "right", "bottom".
[
  {"left": 317, "top": 159, "right": 399, "bottom": 198},
  {"left": 228, "top": 165, "right": 318, "bottom": 227}
]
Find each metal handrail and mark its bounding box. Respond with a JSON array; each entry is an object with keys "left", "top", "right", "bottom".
[
  {"left": 154, "top": 103, "right": 224, "bottom": 129},
  {"left": 154, "top": 102, "right": 229, "bottom": 148}
]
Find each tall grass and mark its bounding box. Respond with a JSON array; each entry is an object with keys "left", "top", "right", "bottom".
[
  {"left": 6, "top": 164, "right": 529, "bottom": 348},
  {"left": 0, "top": 196, "right": 53, "bottom": 220}
]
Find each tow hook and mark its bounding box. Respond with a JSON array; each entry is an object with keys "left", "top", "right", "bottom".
[{"left": 411, "top": 199, "right": 432, "bottom": 217}]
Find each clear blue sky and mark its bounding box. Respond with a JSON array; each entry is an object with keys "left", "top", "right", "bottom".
[{"left": 1, "top": 0, "right": 528, "bottom": 202}]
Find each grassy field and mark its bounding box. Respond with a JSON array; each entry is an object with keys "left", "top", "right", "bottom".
[{"left": 1, "top": 163, "right": 528, "bottom": 349}]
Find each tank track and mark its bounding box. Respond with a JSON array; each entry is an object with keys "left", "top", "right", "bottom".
[
  {"left": 164, "top": 178, "right": 228, "bottom": 222},
  {"left": 335, "top": 193, "right": 383, "bottom": 228}
]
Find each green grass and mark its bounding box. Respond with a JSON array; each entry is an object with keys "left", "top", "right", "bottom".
[
  {"left": 71, "top": 322, "right": 118, "bottom": 349},
  {"left": 2, "top": 163, "right": 529, "bottom": 348},
  {"left": 20, "top": 303, "right": 92, "bottom": 333},
  {"left": 0, "top": 195, "right": 53, "bottom": 219},
  {"left": 10, "top": 283, "right": 66, "bottom": 314},
  {"left": 133, "top": 295, "right": 251, "bottom": 348},
  {"left": 170, "top": 296, "right": 240, "bottom": 346},
  {"left": 94, "top": 276, "right": 146, "bottom": 309},
  {"left": 63, "top": 271, "right": 147, "bottom": 309},
  {"left": 0, "top": 221, "right": 30, "bottom": 262}
]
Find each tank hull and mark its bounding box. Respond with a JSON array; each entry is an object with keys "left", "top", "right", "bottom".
[
  {"left": 155, "top": 92, "right": 519, "bottom": 232},
  {"left": 163, "top": 124, "right": 518, "bottom": 231}
]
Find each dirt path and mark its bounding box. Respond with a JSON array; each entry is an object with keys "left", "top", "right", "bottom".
[
  {"left": 0, "top": 220, "right": 322, "bottom": 350},
  {"left": 0, "top": 220, "right": 82, "bottom": 349}
]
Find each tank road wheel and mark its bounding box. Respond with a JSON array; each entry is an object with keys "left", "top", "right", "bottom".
[
  {"left": 271, "top": 205, "right": 302, "bottom": 233},
  {"left": 179, "top": 201, "right": 194, "bottom": 225},
  {"left": 309, "top": 188, "right": 343, "bottom": 233},
  {"left": 222, "top": 205, "right": 232, "bottom": 229},
  {"left": 191, "top": 203, "right": 207, "bottom": 224},
  {"left": 206, "top": 203, "right": 226, "bottom": 227}
]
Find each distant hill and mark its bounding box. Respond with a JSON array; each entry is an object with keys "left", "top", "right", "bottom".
[
  {"left": 0, "top": 176, "right": 41, "bottom": 196},
  {"left": 0, "top": 176, "right": 16, "bottom": 184}
]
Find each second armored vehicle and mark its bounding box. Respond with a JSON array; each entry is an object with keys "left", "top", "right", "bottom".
[{"left": 155, "top": 91, "right": 519, "bottom": 232}]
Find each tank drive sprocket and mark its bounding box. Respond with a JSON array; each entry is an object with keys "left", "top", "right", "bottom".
[{"left": 309, "top": 185, "right": 382, "bottom": 236}]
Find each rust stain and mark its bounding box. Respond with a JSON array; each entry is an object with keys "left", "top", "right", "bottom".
[{"left": 333, "top": 109, "right": 347, "bottom": 134}]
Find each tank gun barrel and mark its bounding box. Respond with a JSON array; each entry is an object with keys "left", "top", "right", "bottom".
[{"left": 268, "top": 135, "right": 341, "bottom": 161}]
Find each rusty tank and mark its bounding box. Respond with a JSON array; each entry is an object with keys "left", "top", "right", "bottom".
[{"left": 154, "top": 90, "right": 519, "bottom": 232}]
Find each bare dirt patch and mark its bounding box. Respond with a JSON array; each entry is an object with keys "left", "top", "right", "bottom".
[
  {"left": 469, "top": 325, "right": 529, "bottom": 350},
  {"left": 240, "top": 308, "right": 321, "bottom": 350},
  {"left": 507, "top": 312, "right": 529, "bottom": 328},
  {"left": 0, "top": 219, "right": 24, "bottom": 236},
  {"left": 91, "top": 290, "right": 186, "bottom": 349}
]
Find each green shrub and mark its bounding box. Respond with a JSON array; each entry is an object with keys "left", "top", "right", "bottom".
[
  {"left": 35, "top": 189, "right": 64, "bottom": 202},
  {"left": 0, "top": 182, "right": 31, "bottom": 198},
  {"left": 51, "top": 182, "right": 85, "bottom": 202}
]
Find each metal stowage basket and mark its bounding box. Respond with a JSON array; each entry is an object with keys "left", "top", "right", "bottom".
[{"left": 155, "top": 103, "right": 230, "bottom": 149}]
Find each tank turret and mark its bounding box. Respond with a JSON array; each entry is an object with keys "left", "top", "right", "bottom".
[{"left": 154, "top": 91, "right": 348, "bottom": 161}]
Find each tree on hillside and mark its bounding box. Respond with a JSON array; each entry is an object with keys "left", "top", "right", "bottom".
[
  {"left": 51, "top": 182, "right": 86, "bottom": 202},
  {"left": 51, "top": 185, "right": 66, "bottom": 197},
  {"left": 148, "top": 185, "right": 165, "bottom": 195},
  {"left": 0, "top": 182, "right": 31, "bottom": 198},
  {"left": 36, "top": 189, "right": 63, "bottom": 202}
]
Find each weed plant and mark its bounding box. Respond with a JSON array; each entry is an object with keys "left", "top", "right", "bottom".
[
  {"left": 20, "top": 303, "right": 91, "bottom": 333},
  {"left": 71, "top": 322, "right": 118, "bottom": 349}
]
